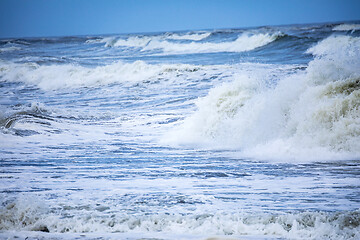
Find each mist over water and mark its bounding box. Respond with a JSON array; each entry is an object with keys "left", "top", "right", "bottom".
[{"left": 0, "top": 22, "right": 360, "bottom": 240}]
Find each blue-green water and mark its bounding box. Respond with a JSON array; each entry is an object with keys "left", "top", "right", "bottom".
[{"left": 0, "top": 22, "right": 360, "bottom": 239}]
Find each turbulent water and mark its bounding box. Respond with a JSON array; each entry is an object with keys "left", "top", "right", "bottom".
[{"left": 0, "top": 22, "right": 360, "bottom": 240}]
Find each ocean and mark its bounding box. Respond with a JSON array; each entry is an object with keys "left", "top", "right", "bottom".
[{"left": 0, "top": 22, "right": 359, "bottom": 240}]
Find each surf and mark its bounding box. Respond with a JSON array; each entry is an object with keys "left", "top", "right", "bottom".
[
  {"left": 166, "top": 35, "right": 360, "bottom": 161},
  {"left": 91, "top": 31, "right": 283, "bottom": 54}
]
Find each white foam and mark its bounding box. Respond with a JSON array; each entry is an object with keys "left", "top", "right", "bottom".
[
  {"left": 142, "top": 32, "right": 281, "bottom": 54},
  {"left": 0, "top": 60, "right": 203, "bottom": 90},
  {"left": 333, "top": 23, "right": 360, "bottom": 31},
  {"left": 85, "top": 36, "right": 135, "bottom": 47},
  {"left": 87, "top": 32, "right": 212, "bottom": 49},
  {"left": 0, "top": 197, "right": 358, "bottom": 239},
  {"left": 0, "top": 45, "right": 21, "bottom": 53},
  {"left": 166, "top": 35, "right": 360, "bottom": 161},
  {"left": 112, "top": 36, "right": 153, "bottom": 48},
  {"left": 98, "top": 32, "right": 281, "bottom": 54},
  {"left": 0, "top": 46, "right": 21, "bottom": 53},
  {"left": 166, "top": 32, "right": 211, "bottom": 41}
]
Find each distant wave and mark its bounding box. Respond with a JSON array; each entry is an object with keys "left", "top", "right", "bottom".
[
  {"left": 0, "top": 46, "right": 21, "bottom": 53},
  {"left": 144, "top": 32, "right": 282, "bottom": 54},
  {"left": 166, "top": 32, "right": 211, "bottom": 41},
  {"left": 333, "top": 23, "right": 360, "bottom": 31},
  {"left": 111, "top": 36, "right": 152, "bottom": 48},
  {"left": 0, "top": 42, "right": 22, "bottom": 53},
  {"left": 93, "top": 32, "right": 283, "bottom": 54},
  {"left": 166, "top": 35, "right": 360, "bottom": 160},
  {"left": 85, "top": 32, "right": 211, "bottom": 47},
  {"left": 0, "top": 60, "right": 209, "bottom": 90}
]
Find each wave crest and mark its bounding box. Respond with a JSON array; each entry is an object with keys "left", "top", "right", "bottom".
[
  {"left": 0, "top": 60, "right": 203, "bottom": 90},
  {"left": 95, "top": 32, "right": 282, "bottom": 54},
  {"left": 167, "top": 35, "right": 360, "bottom": 160},
  {"left": 333, "top": 23, "right": 360, "bottom": 32},
  {"left": 145, "top": 32, "right": 282, "bottom": 54},
  {"left": 166, "top": 32, "right": 211, "bottom": 41}
]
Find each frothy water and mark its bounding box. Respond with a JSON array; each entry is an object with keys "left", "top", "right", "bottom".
[
  {"left": 0, "top": 22, "right": 360, "bottom": 240},
  {"left": 0, "top": 60, "right": 208, "bottom": 90},
  {"left": 167, "top": 35, "right": 360, "bottom": 160},
  {"left": 333, "top": 23, "right": 360, "bottom": 32}
]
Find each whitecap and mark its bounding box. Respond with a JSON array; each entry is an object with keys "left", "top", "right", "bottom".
[
  {"left": 166, "top": 35, "right": 360, "bottom": 161},
  {"left": 142, "top": 32, "right": 282, "bottom": 54},
  {"left": 166, "top": 32, "right": 211, "bottom": 41},
  {"left": 96, "top": 32, "right": 282, "bottom": 54},
  {"left": 0, "top": 46, "right": 21, "bottom": 53},
  {"left": 333, "top": 23, "right": 360, "bottom": 32},
  {"left": 0, "top": 60, "right": 205, "bottom": 90}
]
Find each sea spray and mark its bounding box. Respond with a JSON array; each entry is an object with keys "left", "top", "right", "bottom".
[
  {"left": 168, "top": 35, "right": 360, "bottom": 160},
  {"left": 1, "top": 22, "right": 360, "bottom": 240}
]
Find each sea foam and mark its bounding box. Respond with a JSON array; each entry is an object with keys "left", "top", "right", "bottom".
[
  {"left": 97, "top": 32, "right": 281, "bottom": 54},
  {"left": 148, "top": 32, "right": 280, "bottom": 54},
  {"left": 0, "top": 46, "right": 21, "bottom": 53},
  {"left": 0, "top": 196, "right": 359, "bottom": 239},
  {"left": 86, "top": 32, "right": 211, "bottom": 48},
  {"left": 166, "top": 32, "right": 211, "bottom": 41},
  {"left": 166, "top": 35, "right": 360, "bottom": 160},
  {"left": 333, "top": 23, "right": 360, "bottom": 32},
  {"left": 0, "top": 60, "right": 203, "bottom": 90}
]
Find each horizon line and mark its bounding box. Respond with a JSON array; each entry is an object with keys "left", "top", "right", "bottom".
[{"left": 1, "top": 19, "right": 359, "bottom": 40}]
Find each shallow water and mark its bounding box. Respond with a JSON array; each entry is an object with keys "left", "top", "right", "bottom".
[{"left": 0, "top": 22, "right": 360, "bottom": 239}]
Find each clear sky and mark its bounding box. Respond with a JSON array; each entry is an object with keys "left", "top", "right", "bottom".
[{"left": 0, "top": 0, "right": 359, "bottom": 38}]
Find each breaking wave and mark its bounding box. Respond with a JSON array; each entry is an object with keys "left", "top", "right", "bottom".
[
  {"left": 85, "top": 32, "right": 211, "bottom": 47},
  {"left": 95, "top": 32, "right": 282, "bottom": 54},
  {"left": 333, "top": 23, "right": 360, "bottom": 32},
  {"left": 0, "top": 102, "right": 51, "bottom": 128},
  {"left": 0, "top": 197, "right": 359, "bottom": 239},
  {"left": 166, "top": 32, "right": 211, "bottom": 41},
  {"left": 0, "top": 102, "right": 64, "bottom": 137},
  {"left": 0, "top": 60, "right": 203, "bottom": 90},
  {"left": 0, "top": 46, "right": 21, "bottom": 53},
  {"left": 144, "top": 32, "right": 281, "bottom": 54},
  {"left": 108, "top": 36, "right": 152, "bottom": 48},
  {"left": 167, "top": 35, "right": 360, "bottom": 160}
]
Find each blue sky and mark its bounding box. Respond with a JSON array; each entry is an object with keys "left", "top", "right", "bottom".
[{"left": 0, "top": 0, "right": 359, "bottom": 38}]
